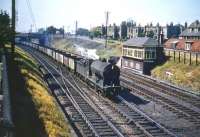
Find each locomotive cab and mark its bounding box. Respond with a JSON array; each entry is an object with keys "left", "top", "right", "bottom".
[{"left": 91, "top": 60, "right": 121, "bottom": 96}]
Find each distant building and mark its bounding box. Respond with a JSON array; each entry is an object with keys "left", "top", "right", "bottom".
[
  {"left": 107, "top": 24, "right": 120, "bottom": 39},
  {"left": 164, "top": 20, "right": 200, "bottom": 52},
  {"left": 126, "top": 22, "right": 184, "bottom": 43},
  {"left": 164, "top": 23, "right": 184, "bottom": 39},
  {"left": 144, "top": 23, "right": 161, "bottom": 39},
  {"left": 100, "top": 24, "right": 120, "bottom": 39},
  {"left": 107, "top": 24, "right": 114, "bottom": 38},
  {"left": 122, "top": 37, "right": 164, "bottom": 75},
  {"left": 126, "top": 22, "right": 164, "bottom": 44},
  {"left": 180, "top": 20, "right": 200, "bottom": 40},
  {"left": 127, "top": 21, "right": 136, "bottom": 39},
  {"left": 132, "top": 25, "right": 145, "bottom": 38}
]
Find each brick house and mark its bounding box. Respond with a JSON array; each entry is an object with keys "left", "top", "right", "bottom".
[{"left": 164, "top": 39, "right": 200, "bottom": 52}]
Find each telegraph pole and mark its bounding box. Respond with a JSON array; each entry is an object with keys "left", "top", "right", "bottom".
[
  {"left": 75, "top": 20, "right": 78, "bottom": 41},
  {"left": 105, "top": 11, "right": 109, "bottom": 48},
  {"left": 75, "top": 21, "right": 78, "bottom": 36},
  {"left": 11, "top": 0, "right": 16, "bottom": 54},
  {"left": 63, "top": 25, "right": 65, "bottom": 38}
]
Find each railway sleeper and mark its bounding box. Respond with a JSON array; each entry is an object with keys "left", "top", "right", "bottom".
[
  {"left": 95, "top": 128, "right": 114, "bottom": 132},
  {"left": 84, "top": 113, "right": 99, "bottom": 117},
  {"left": 87, "top": 117, "right": 103, "bottom": 121},
  {"left": 90, "top": 121, "right": 108, "bottom": 126},
  {"left": 98, "top": 131, "right": 117, "bottom": 136},
  {"left": 81, "top": 108, "right": 96, "bottom": 112},
  {"left": 80, "top": 106, "right": 94, "bottom": 110},
  {"left": 91, "top": 122, "right": 109, "bottom": 127}
]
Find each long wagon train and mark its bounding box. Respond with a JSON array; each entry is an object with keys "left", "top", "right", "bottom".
[{"left": 19, "top": 41, "right": 121, "bottom": 96}]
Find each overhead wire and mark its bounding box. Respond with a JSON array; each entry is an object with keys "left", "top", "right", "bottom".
[{"left": 25, "top": 0, "right": 37, "bottom": 32}]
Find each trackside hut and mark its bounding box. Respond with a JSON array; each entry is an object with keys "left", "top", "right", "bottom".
[{"left": 122, "top": 37, "right": 163, "bottom": 75}]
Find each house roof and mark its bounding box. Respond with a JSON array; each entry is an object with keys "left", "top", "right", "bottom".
[
  {"left": 189, "top": 20, "right": 200, "bottom": 28},
  {"left": 123, "top": 37, "right": 158, "bottom": 47},
  {"left": 180, "top": 29, "right": 200, "bottom": 37},
  {"left": 180, "top": 20, "right": 200, "bottom": 37}
]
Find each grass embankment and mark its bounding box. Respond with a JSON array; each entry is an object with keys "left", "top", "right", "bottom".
[
  {"left": 54, "top": 37, "right": 122, "bottom": 59},
  {"left": 152, "top": 58, "right": 200, "bottom": 92},
  {"left": 54, "top": 38, "right": 76, "bottom": 53},
  {"left": 96, "top": 40, "right": 122, "bottom": 59},
  {"left": 6, "top": 46, "right": 71, "bottom": 137}
]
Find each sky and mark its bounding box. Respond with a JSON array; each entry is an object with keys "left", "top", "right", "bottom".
[{"left": 1, "top": 0, "right": 200, "bottom": 32}]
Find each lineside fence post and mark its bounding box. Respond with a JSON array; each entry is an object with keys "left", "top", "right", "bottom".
[
  {"left": 173, "top": 51, "right": 175, "bottom": 62},
  {"left": 184, "top": 52, "right": 186, "bottom": 64},
  {"left": 196, "top": 53, "right": 198, "bottom": 65}
]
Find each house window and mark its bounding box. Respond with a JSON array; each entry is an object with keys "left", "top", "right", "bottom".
[
  {"left": 172, "top": 43, "right": 177, "bottom": 49},
  {"left": 128, "top": 49, "right": 133, "bottom": 56},
  {"left": 152, "top": 51, "right": 155, "bottom": 59},
  {"left": 145, "top": 51, "right": 150, "bottom": 59},
  {"left": 145, "top": 48, "right": 156, "bottom": 59},
  {"left": 130, "top": 62, "right": 134, "bottom": 68},
  {"left": 123, "top": 48, "right": 128, "bottom": 56},
  {"left": 124, "top": 60, "right": 128, "bottom": 66},
  {"left": 138, "top": 51, "right": 141, "bottom": 58},
  {"left": 134, "top": 50, "right": 137, "bottom": 57},
  {"left": 135, "top": 63, "right": 140, "bottom": 70},
  {"left": 185, "top": 43, "right": 191, "bottom": 50},
  {"left": 137, "top": 51, "right": 143, "bottom": 58}
]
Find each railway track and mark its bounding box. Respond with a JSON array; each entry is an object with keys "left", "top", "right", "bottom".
[
  {"left": 61, "top": 66, "right": 176, "bottom": 137},
  {"left": 24, "top": 44, "right": 177, "bottom": 137},
  {"left": 60, "top": 66, "right": 177, "bottom": 137},
  {"left": 121, "top": 75, "right": 200, "bottom": 127},
  {"left": 21, "top": 46, "right": 124, "bottom": 137},
  {"left": 121, "top": 69, "right": 200, "bottom": 109}
]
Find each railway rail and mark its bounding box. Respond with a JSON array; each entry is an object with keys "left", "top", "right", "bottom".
[
  {"left": 121, "top": 69, "right": 200, "bottom": 108},
  {"left": 59, "top": 63, "right": 177, "bottom": 137},
  {"left": 121, "top": 74, "right": 200, "bottom": 127},
  {"left": 21, "top": 46, "right": 124, "bottom": 137},
  {"left": 19, "top": 44, "right": 177, "bottom": 137}
]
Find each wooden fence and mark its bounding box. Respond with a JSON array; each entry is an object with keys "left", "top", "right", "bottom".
[{"left": 164, "top": 48, "right": 200, "bottom": 65}]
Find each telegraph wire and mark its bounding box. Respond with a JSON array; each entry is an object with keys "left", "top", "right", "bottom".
[{"left": 25, "top": 0, "right": 37, "bottom": 32}]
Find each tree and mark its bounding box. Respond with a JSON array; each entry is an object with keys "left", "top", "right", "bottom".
[
  {"left": 46, "top": 26, "right": 57, "bottom": 34},
  {"left": 90, "top": 27, "right": 101, "bottom": 38},
  {"left": 113, "top": 24, "right": 119, "bottom": 40},
  {"left": 147, "top": 30, "right": 154, "bottom": 38},
  {"left": 101, "top": 25, "right": 106, "bottom": 36},
  {"left": 38, "top": 28, "right": 45, "bottom": 34},
  {"left": 138, "top": 31, "right": 145, "bottom": 37},
  {"left": 58, "top": 28, "right": 64, "bottom": 35},
  {"left": 120, "top": 21, "right": 127, "bottom": 39},
  {"left": 93, "top": 30, "right": 101, "bottom": 37},
  {"left": 0, "top": 10, "right": 12, "bottom": 48},
  {"left": 76, "top": 28, "right": 89, "bottom": 36}
]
